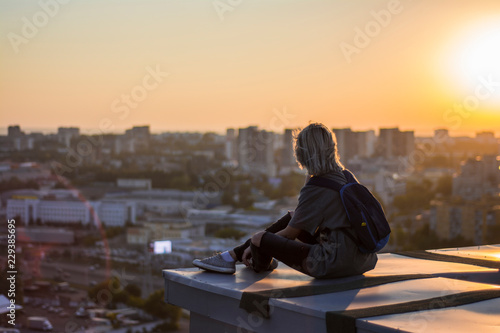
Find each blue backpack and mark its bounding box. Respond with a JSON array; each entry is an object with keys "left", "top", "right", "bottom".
[{"left": 307, "top": 169, "right": 390, "bottom": 253}]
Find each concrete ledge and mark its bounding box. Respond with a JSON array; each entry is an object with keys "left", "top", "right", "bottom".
[{"left": 163, "top": 245, "right": 500, "bottom": 333}]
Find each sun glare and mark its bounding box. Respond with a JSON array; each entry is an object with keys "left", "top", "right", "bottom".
[
  {"left": 445, "top": 18, "right": 500, "bottom": 108},
  {"left": 458, "top": 27, "right": 500, "bottom": 79}
]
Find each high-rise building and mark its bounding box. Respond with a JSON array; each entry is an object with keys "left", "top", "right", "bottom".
[
  {"left": 281, "top": 129, "right": 296, "bottom": 168},
  {"left": 430, "top": 198, "right": 500, "bottom": 244},
  {"left": 7, "top": 125, "right": 33, "bottom": 151},
  {"left": 476, "top": 131, "right": 496, "bottom": 145},
  {"left": 8, "top": 125, "right": 23, "bottom": 138},
  {"left": 122, "top": 125, "right": 151, "bottom": 152},
  {"left": 225, "top": 128, "right": 237, "bottom": 161},
  {"left": 237, "top": 126, "right": 257, "bottom": 170},
  {"left": 237, "top": 126, "right": 276, "bottom": 176},
  {"left": 434, "top": 129, "right": 449, "bottom": 142},
  {"left": 332, "top": 128, "right": 377, "bottom": 163},
  {"left": 57, "top": 127, "right": 80, "bottom": 147},
  {"left": 332, "top": 128, "right": 355, "bottom": 162},
  {"left": 453, "top": 155, "right": 500, "bottom": 199},
  {"left": 432, "top": 129, "right": 452, "bottom": 153},
  {"left": 377, "top": 127, "right": 415, "bottom": 158},
  {"left": 125, "top": 125, "right": 150, "bottom": 140},
  {"left": 357, "top": 130, "right": 376, "bottom": 158}
]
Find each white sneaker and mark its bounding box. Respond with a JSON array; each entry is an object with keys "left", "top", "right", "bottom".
[{"left": 193, "top": 253, "right": 236, "bottom": 274}]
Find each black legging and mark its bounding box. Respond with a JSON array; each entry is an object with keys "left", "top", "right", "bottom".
[{"left": 232, "top": 212, "right": 318, "bottom": 274}]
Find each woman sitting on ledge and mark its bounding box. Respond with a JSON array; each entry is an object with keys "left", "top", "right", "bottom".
[{"left": 193, "top": 123, "right": 377, "bottom": 279}]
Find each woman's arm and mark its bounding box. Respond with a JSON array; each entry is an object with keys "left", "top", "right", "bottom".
[{"left": 276, "top": 225, "right": 301, "bottom": 240}]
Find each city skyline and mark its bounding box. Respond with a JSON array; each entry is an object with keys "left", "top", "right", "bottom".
[
  {"left": 1, "top": 1, "right": 500, "bottom": 137},
  {"left": 1, "top": 123, "right": 499, "bottom": 138}
]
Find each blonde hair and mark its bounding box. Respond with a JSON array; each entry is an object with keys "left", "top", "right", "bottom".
[{"left": 293, "top": 123, "right": 344, "bottom": 176}]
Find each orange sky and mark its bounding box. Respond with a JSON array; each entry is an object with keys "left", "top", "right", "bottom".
[{"left": 1, "top": 0, "right": 499, "bottom": 136}]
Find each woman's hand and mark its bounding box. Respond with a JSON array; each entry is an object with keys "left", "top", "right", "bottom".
[{"left": 242, "top": 246, "right": 252, "bottom": 267}]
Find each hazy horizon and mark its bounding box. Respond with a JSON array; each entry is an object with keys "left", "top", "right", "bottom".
[{"left": 1, "top": 124, "right": 498, "bottom": 138}]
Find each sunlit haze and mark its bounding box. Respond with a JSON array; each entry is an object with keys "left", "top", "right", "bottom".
[{"left": 1, "top": 0, "right": 500, "bottom": 135}]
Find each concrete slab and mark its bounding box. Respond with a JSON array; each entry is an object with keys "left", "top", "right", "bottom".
[
  {"left": 428, "top": 244, "right": 500, "bottom": 262},
  {"left": 357, "top": 296, "right": 500, "bottom": 333},
  {"left": 163, "top": 249, "right": 500, "bottom": 333}
]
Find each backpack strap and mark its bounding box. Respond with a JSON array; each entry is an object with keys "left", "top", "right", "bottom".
[
  {"left": 307, "top": 176, "right": 344, "bottom": 192},
  {"left": 341, "top": 169, "right": 358, "bottom": 184},
  {"left": 306, "top": 173, "right": 361, "bottom": 247}
]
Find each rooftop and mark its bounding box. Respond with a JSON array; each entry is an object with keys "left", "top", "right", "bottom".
[{"left": 163, "top": 244, "right": 500, "bottom": 333}]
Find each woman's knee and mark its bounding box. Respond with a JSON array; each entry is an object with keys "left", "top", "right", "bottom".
[{"left": 251, "top": 231, "right": 266, "bottom": 247}]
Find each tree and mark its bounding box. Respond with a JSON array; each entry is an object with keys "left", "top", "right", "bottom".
[
  {"left": 275, "top": 172, "right": 305, "bottom": 198},
  {"left": 62, "top": 249, "right": 71, "bottom": 259},
  {"left": 0, "top": 177, "right": 39, "bottom": 191},
  {"left": 214, "top": 226, "right": 246, "bottom": 240},
  {"left": 113, "top": 290, "right": 129, "bottom": 304},
  {"left": 14, "top": 215, "right": 23, "bottom": 226},
  {"left": 237, "top": 183, "right": 254, "bottom": 209},
  {"left": 394, "top": 180, "right": 434, "bottom": 214},
  {"left": 124, "top": 283, "right": 142, "bottom": 298},
  {"left": 143, "top": 290, "right": 181, "bottom": 329},
  {"left": 105, "top": 226, "right": 125, "bottom": 239},
  {"left": 418, "top": 154, "right": 451, "bottom": 169},
  {"left": 106, "top": 312, "right": 120, "bottom": 329},
  {"left": 221, "top": 182, "right": 236, "bottom": 206},
  {"left": 127, "top": 295, "right": 144, "bottom": 308},
  {"left": 152, "top": 321, "right": 178, "bottom": 332},
  {"left": 434, "top": 175, "right": 452, "bottom": 197},
  {"left": 405, "top": 223, "right": 440, "bottom": 251},
  {"left": 88, "top": 276, "right": 121, "bottom": 307},
  {"left": 54, "top": 181, "right": 67, "bottom": 189}
]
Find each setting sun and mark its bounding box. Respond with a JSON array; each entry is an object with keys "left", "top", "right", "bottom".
[
  {"left": 446, "top": 18, "right": 500, "bottom": 108},
  {"left": 458, "top": 22, "right": 500, "bottom": 77}
]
